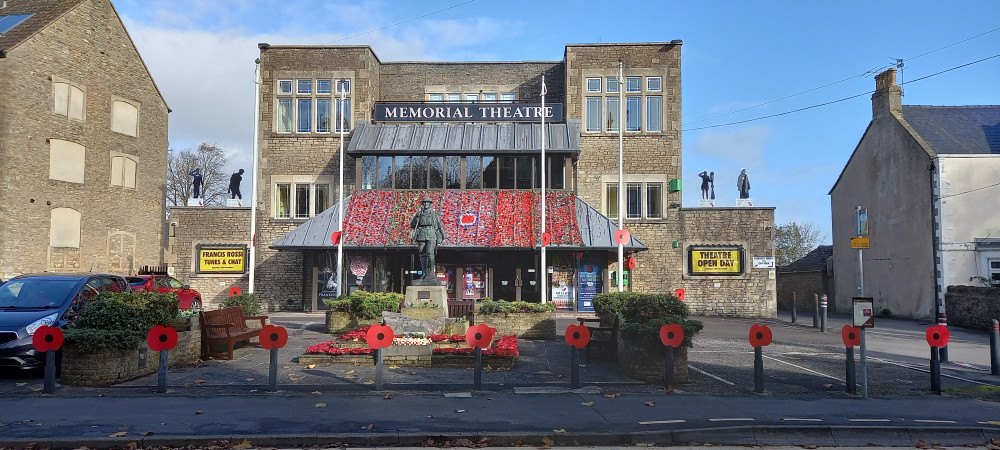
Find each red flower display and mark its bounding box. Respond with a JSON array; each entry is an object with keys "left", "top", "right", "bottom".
[
  {"left": 146, "top": 325, "right": 178, "bottom": 352},
  {"left": 483, "top": 335, "right": 519, "bottom": 356},
  {"left": 228, "top": 286, "right": 242, "bottom": 297},
  {"left": 260, "top": 324, "right": 289, "bottom": 350},
  {"left": 32, "top": 325, "right": 63, "bottom": 353},
  {"left": 926, "top": 325, "right": 950, "bottom": 348},
  {"left": 366, "top": 324, "right": 394, "bottom": 349},
  {"left": 564, "top": 324, "right": 590, "bottom": 349},
  {"left": 465, "top": 324, "right": 496, "bottom": 349},
  {"left": 659, "top": 323, "right": 684, "bottom": 348},
  {"left": 748, "top": 324, "right": 772, "bottom": 348},
  {"left": 841, "top": 325, "right": 860, "bottom": 348}
]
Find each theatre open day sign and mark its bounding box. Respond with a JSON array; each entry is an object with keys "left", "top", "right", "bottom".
[
  {"left": 197, "top": 245, "right": 248, "bottom": 274},
  {"left": 688, "top": 246, "right": 744, "bottom": 276}
]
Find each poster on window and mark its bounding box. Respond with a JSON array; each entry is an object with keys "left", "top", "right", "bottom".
[
  {"left": 463, "top": 265, "right": 486, "bottom": 299},
  {"left": 436, "top": 265, "right": 456, "bottom": 300},
  {"left": 577, "top": 261, "right": 600, "bottom": 312},
  {"left": 317, "top": 251, "right": 338, "bottom": 309},
  {"left": 550, "top": 256, "right": 575, "bottom": 311}
]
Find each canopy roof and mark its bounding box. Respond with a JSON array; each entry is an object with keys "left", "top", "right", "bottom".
[{"left": 346, "top": 121, "right": 581, "bottom": 155}]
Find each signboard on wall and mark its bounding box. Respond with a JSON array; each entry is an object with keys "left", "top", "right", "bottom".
[
  {"left": 374, "top": 103, "right": 564, "bottom": 122},
  {"left": 196, "top": 245, "right": 248, "bottom": 274},
  {"left": 688, "top": 246, "right": 744, "bottom": 276}
]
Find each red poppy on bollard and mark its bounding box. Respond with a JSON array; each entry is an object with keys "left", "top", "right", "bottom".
[
  {"left": 466, "top": 324, "right": 496, "bottom": 349},
  {"left": 147, "top": 325, "right": 178, "bottom": 352},
  {"left": 614, "top": 229, "right": 631, "bottom": 245},
  {"left": 366, "top": 324, "right": 394, "bottom": 349},
  {"left": 841, "top": 325, "right": 861, "bottom": 348},
  {"left": 748, "top": 324, "right": 772, "bottom": 348},
  {"left": 32, "top": 325, "right": 64, "bottom": 353},
  {"left": 626, "top": 256, "right": 636, "bottom": 270},
  {"left": 674, "top": 288, "right": 685, "bottom": 301},
  {"left": 659, "top": 323, "right": 685, "bottom": 348},
  {"left": 926, "top": 325, "right": 950, "bottom": 348},
  {"left": 228, "top": 286, "right": 242, "bottom": 297},
  {"left": 542, "top": 232, "right": 551, "bottom": 247},
  {"left": 260, "top": 324, "right": 288, "bottom": 350},
  {"left": 564, "top": 324, "right": 591, "bottom": 349}
]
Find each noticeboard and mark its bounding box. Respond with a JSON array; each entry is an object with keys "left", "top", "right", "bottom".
[
  {"left": 853, "top": 297, "right": 874, "bottom": 327},
  {"left": 196, "top": 245, "right": 248, "bottom": 274},
  {"left": 688, "top": 246, "right": 744, "bottom": 276}
]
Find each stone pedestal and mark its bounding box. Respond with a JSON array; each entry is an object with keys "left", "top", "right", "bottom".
[
  {"left": 404, "top": 285, "right": 448, "bottom": 318},
  {"left": 698, "top": 199, "right": 715, "bottom": 208},
  {"left": 226, "top": 199, "right": 243, "bottom": 207},
  {"left": 186, "top": 198, "right": 203, "bottom": 206},
  {"left": 736, "top": 198, "right": 754, "bottom": 207}
]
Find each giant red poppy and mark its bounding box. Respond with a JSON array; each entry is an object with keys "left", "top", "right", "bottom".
[
  {"left": 659, "top": 323, "right": 684, "bottom": 348},
  {"left": 542, "top": 232, "right": 551, "bottom": 247},
  {"left": 614, "top": 229, "right": 631, "bottom": 245},
  {"left": 926, "top": 325, "right": 950, "bottom": 348},
  {"left": 366, "top": 324, "right": 394, "bottom": 349},
  {"left": 147, "top": 325, "right": 178, "bottom": 352},
  {"left": 626, "top": 257, "right": 636, "bottom": 270},
  {"left": 32, "top": 325, "right": 63, "bottom": 353},
  {"left": 564, "top": 324, "right": 591, "bottom": 349},
  {"left": 841, "top": 325, "right": 861, "bottom": 348},
  {"left": 260, "top": 324, "right": 289, "bottom": 350},
  {"left": 229, "top": 286, "right": 242, "bottom": 297},
  {"left": 466, "top": 324, "right": 495, "bottom": 349},
  {"left": 674, "top": 288, "right": 685, "bottom": 301},
  {"left": 749, "top": 324, "right": 772, "bottom": 348},
  {"left": 331, "top": 231, "right": 342, "bottom": 245}
]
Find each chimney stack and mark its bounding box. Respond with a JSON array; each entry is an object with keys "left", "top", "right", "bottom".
[{"left": 872, "top": 68, "right": 901, "bottom": 120}]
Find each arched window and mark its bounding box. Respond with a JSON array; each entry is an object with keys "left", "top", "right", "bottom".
[
  {"left": 49, "top": 139, "right": 86, "bottom": 184},
  {"left": 50, "top": 208, "right": 82, "bottom": 248},
  {"left": 111, "top": 100, "right": 138, "bottom": 136}
]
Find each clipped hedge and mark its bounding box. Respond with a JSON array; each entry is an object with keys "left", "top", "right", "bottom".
[
  {"left": 479, "top": 299, "right": 556, "bottom": 315},
  {"left": 592, "top": 291, "right": 703, "bottom": 348},
  {"left": 221, "top": 293, "right": 264, "bottom": 316},
  {"left": 322, "top": 290, "right": 402, "bottom": 320},
  {"left": 64, "top": 292, "right": 179, "bottom": 353}
]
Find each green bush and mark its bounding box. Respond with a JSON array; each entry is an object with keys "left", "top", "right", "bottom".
[
  {"left": 321, "top": 295, "right": 351, "bottom": 312},
  {"left": 616, "top": 293, "right": 703, "bottom": 348},
  {"left": 349, "top": 290, "right": 402, "bottom": 320},
  {"left": 64, "top": 292, "right": 179, "bottom": 353},
  {"left": 592, "top": 291, "right": 640, "bottom": 317},
  {"left": 221, "top": 293, "right": 263, "bottom": 316},
  {"left": 479, "top": 299, "right": 556, "bottom": 315}
]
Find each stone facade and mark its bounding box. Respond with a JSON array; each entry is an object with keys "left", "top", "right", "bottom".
[
  {"left": 0, "top": 0, "right": 168, "bottom": 279},
  {"left": 616, "top": 338, "right": 688, "bottom": 384},
  {"left": 61, "top": 324, "right": 201, "bottom": 387},
  {"left": 478, "top": 312, "right": 557, "bottom": 340},
  {"left": 945, "top": 285, "right": 1000, "bottom": 331},
  {"left": 167, "top": 207, "right": 251, "bottom": 309},
  {"left": 777, "top": 272, "right": 835, "bottom": 313}
]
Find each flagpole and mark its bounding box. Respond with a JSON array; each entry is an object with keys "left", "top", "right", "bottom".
[
  {"left": 336, "top": 85, "right": 345, "bottom": 297},
  {"left": 249, "top": 58, "right": 261, "bottom": 294},
  {"left": 617, "top": 61, "right": 624, "bottom": 292},
  {"left": 540, "top": 75, "right": 547, "bottom": 305}
]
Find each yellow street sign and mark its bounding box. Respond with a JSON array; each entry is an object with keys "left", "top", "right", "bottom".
[{"left": 851, "top": 237, "right": 870, "bottom": 249}]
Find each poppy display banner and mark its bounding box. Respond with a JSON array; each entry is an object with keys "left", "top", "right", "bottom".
[
  {"left": 564, "top": 324, "right": 591, "bottom": 349},
  {"left": 749, "top": 324, "right": 773, "bottom": 348},
  {"left": 366, "top": 324, "right": 395, "bottom": 349},
  {"left": 925, "top": 325, "right": 950, "bottom": 348},
  {"left": 147, "top": 325, "right": 179, "bottom": 352},
  {"left": 260, "top": 325, "right": 289, "bottom": 350},
  {"left": 614, "top": 229, "right": 631, "bottom": 245},
  {"left": 842, "top": 325, "right": 861, "bottom": 348},
  {"left": 466, "top": 324, "right": 496, "bottom": 349},
  {"left": 32, "top": 325, "right": 64, "bottom": 353},
  {"left": 659, "top": 323, "right": 684, "bottom": 348},
  {"left": 229, "top": 286, "right": 243, "bottom": 297},
  {"left": 674, "top": 288, "right": 685, "bottom": 301}
]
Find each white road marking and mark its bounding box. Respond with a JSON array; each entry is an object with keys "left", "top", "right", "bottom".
[
  {"left": 848, "top": 418, "right": 892, "bottom": 422},
  {"left": 639, "top": 419, "right": 687, "bottom": 425},
  {"left": 688, "top": 364, "right": 736, "bottom": 386},
  {"left": 709, "top": 418, "right": 754, "bottom": 422},
  {"left": 914, "top": 419, "right": 957, "bottom": 423},
  {"left": 868, "top": 357, "right": 1000, "bottom": 387},
  {"left": 781, "top": 418, "right": 823, "bottom": 422},
  {"left": 762, "top": 355, "right": 844, "bottom": 382}
]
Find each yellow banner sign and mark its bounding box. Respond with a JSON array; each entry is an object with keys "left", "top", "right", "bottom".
[
  {"left": 851, "top": 237, "right": 870, "bottom": 249},
  {"left": 690, "top": 248, "right": 742, "bottom": 275},
  {"left": 198, "top": 247, "right": 247, "bottom": 273}
]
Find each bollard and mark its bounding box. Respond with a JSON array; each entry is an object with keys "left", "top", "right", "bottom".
[
  {"left": 992, "top": 319, "right": 1000, "bottom": 376},
  {"left": 930, "top": 346, "right": 941, "bottom": 395},
  {"left": 43, "top": 350, "right": 56, "bottom": 394},
  {"left": 571, "top": 348, "right": 580, "bottom": 389},
  {"left": 938, "top": 314, "right": 949, "bottom": 362},
  {"left": 846, "top": 346, "right": 856, "bottom": 394},
  {"left": 157, "top": 350, "right": 168, "bottom": 393},
  {"left": 791, "top": 292, "right": 797, "bottom": 323},
  {"left": 474, "top": 347, "right": 483, "bottom": 390},
  {"left": 375, "top": 348, "right": 384, "bottom": 390},
  {"left": 664, "top": 346, "right": 675, "bottom": 390},
  {"left": 820, "top": 294, "right": 828, "bottom": 333},
  {"left": 754, "top": 346, "right": 764, "bottom": 393},
  {"left": 268, "top": 348, "right": 278, "bottom": 392},
  {"left": 813, "top": 294, "right": 819, "bottom": 328}
]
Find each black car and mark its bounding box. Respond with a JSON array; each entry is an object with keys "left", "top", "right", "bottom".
[{"left": 0, "top": 273, "right": 129, "bottom": 370}]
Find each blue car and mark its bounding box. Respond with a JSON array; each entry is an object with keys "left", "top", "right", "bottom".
[{"left": 0, "top": 273, "right": 129, "bottom": 370}]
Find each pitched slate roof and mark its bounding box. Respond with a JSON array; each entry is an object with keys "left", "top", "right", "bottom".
[
  {"left": 346, "top": 121, "right": 581, "bottom": 155},
  {"left": 902, "top": 106, "right": 1000, "bottom": 155},
  {"left": 779, "top": 245, "right": 832, "bottom": 273},
  {"left": 0, "top": 0, "right": 83, "bottom": 54}
]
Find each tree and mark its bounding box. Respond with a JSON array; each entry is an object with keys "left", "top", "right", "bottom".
[
  {"left": 775, "top": 221, "right": 823, "bottom": 266},
  {"left": 166, "top": 143, "right": 229, "bottom": 207}
]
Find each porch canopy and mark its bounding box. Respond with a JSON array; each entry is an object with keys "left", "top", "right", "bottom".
[
  {"left": 346, "top": 121, "right": 582, "bottom": 156},
  {"left": 271, "top": 190, "right": 646, "bottom": 252}
]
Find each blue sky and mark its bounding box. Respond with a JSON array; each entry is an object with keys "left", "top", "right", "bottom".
[{"left": 112, "top": 0, "right": 1000, "bottom": 242}]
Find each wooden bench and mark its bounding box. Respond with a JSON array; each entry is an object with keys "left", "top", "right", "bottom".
[
  {"left": 200, "top": 306, "right": 268, "bottom": 360},
  {"left": 578, "top": 312, "right": 617, "bottom": 363},
  {"left": 447, "top": 300, "right": 475, "bottom": 325}
]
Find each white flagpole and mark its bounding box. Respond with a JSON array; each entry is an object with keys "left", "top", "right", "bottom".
[
  {"left": 540, "top": 75, "right": 547, "bottom": 305},
  {"left": 248, "top": 59, "right": 261, "bottom": 294},
  {"left": 617, "top": 61, "right": 624, "bottom": 292},
  {"left": 336, "top": 84, "right": 346, "bottom": 297}
]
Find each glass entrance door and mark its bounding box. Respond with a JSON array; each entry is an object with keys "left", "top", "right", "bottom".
[{"left": 493, "top": 266, "right": 517, "bottom": 302}]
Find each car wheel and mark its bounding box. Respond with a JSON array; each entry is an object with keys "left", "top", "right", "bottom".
[{"left": 191, "top": 298, "right": 202, "bottom": 311}]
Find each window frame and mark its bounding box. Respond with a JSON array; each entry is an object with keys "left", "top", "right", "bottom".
[
  {"left": 646, "top": 76, "right": 662, "bottom": 92},
  {"left": 586, "top": 78, "right": 601, "bottom": 93},
  {"left": 625, "top": 96, "right": 641, "bottom": 131},
  {"left": 273, "top": 179, "right": 334, "bottom": 219},
  {"left": 604, "top": 178, "right": 668, "bottom": 220},
  {"left": 646, "top": 96, "right": 663, "bottom": 132},
  {"left": 276, "top": 77, "right": 351, "bottom": 134},
  {"left": 625, "top": 77, "right": 641, "bottom": 93}
]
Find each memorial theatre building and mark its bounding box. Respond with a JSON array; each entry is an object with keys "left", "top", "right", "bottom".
[{"left": 231, "top": 41, "right": 776, "bottom": 317}]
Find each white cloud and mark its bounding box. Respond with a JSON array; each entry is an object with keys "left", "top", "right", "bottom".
[{"left": 688, "top": 125, "right": 771, "bottom": 166}]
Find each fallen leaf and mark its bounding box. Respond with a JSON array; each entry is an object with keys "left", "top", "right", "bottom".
[
  {"left": 553, "top": 429, "right": 566, "bottom": 433},
  {"left": 307, "top": 364, "right": 316, "bottom": 369},
  {"left": 558, "top": 373, "right": 565, "bottom": 378},
  {"left": 581, "top": 402, "right": 594, "bottom": 406},
  {"left": 246, "top": 378, "right": 254, "bottom": 382},
  {"left": 361, "top": 424, "right": 375, "bottom": 430},
  {"left": 98, "top": 393, "right": 107, "bottom": 397},
  {"left": 427, "top": 415, "right": 434, "bottom": 419},
  {"left": 803, "top": 445, "right": 818, "bottom": 449},
  {"left": 488, "top": 397, "right": 494, "bottom": 400},
  {"left": 344, "top": 374, "right": 357, "bottom": 379},
  {"left": 384, "top": 394, "right": 392, "bottom": 400},
  {"left": 644, "top": 401, "right": 655, "bottom": 407},
  {"left": 194, "top": 379, "right": 206, "bottom": 384},
  {"left": 160, "top": 422, "right": 167, "bottom": 425},
  {"left": 15, "top": 382, "right": 26, "bottom": 387},
  {"left": 666, "top": 385, "right": 674, "bottom": 394},
  {"left": 315, "top": 403, "right": 328, "bottom": 408},
  {"left": 363, "top": 380, "right": 375, "bottom": 385},
  {"left": 195, "top": 411, "right": 204, "bottom": 415},
  {"left": 822, "top": 383, "right": 833, "bottom": 388},
  {"left": 235, "top": 440, "right": 253, "bottom": 449},
  {"left": 604, "top": 393, "right": 620, "bottom": 398},
  {"left": 283, "top": 365, "right": 291, "bottom": 369},
  {"left": 388, "top": 365, "right": 400, "bottom": 369},
  {"left": 141, "top": 431, "right": 155, "bottom": 436},
  {"left": 108, "top": 431, "right": 127, "bottom": 437},
  {"left": 312, "top": 391, "right": 323, "bottom": 395},
  {"left": 541, "top": 436, "right": 554, "bottom": 448},
  {"left": 345, "top": 369, "right": 355, "bottom": 375}
]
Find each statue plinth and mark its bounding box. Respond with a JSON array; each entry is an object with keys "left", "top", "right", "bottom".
[
  {"left": 187, "top": 198, "right": 203, "bottom": 206},
  {"left": 698, "top": 199, "right": 715, "bottom": 208},
  {"left": 736, "top": 198, "right": 754, "bottom": 207},
  {"left": 403, "top": 285, "right": 448, "bottom": 319}
]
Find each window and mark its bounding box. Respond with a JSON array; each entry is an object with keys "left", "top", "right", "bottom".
[
  {"left": 428, "top": 93, "right": 444, "bottom": 102},
  {"left": 626, "top": 183, "right": 642, "bottom": 219},
  {"left": 275, "top": 184, "right": 291, "bottom": 219},
  {"left": 586, "top": 78, "right": 601, "bottom": 92},
  {"left": 110, "top": 155, "right": 137, "bottom": 188},
  {"left": 297, "top": 98, "right": 312, "bottom": 132},
  {"left": 336, "top": 98, "right": 351, "bottom": 132},
  {"left": 605, "top": 180, "right": 666, "bottom": 220},
  {"left": 607, "top": 77, "right": 620, "bottom": 93},
  {"left": 482, "top": 93, "right": 498, "bottom": 102},
  {"left": 277, "top": 99, "right": 293, "bottom": 132},
  {"left": 336, "top": 79, "right": 351, "bottom": 94},
  {"left": 500, "top": 93, "right": 516, "bottom": 103},
  {"left": 278, "top": 80, "right": 293, "bottom": 94},
  {"left": 53, "top": 81, "right": 84, "bottom": 121},
  {"left": 446, "top": 94, "right": 461, "bottom": 103},
  {"left": 606, "top": 184, "right": 619, "bottom": 220},
  {"left": 607, "top": 97, "right": 620, "bottom": 132},
  {"left": 463, "top": 156, "right": 480, "bottom": 189},
  {"left": 274, "top": 180, "right": 331, "bottom": 219},
  {"left": 626, "top": 77, "right": 641, "bottom": 92},
  {"left": 646, "top": 183, "right": 663, "bottom": 218},
  {"left": 295, "top": 184, "right": 310, "bottom": 218},
  {"left": 465, "top": 94, "right": 479, "bottom": 103},
  {"left": 111, "top": 100, "right": 138, "bottom": 136},
  {"left": 315, "top": 184, "right": 330, "bottom": 214},
  {"left": 316, "top": 79, "right": 332, "bottom": 94},
  {"left": 50, "top": 208, "right": 81, "bottom": 248},
  {"left": 585, "top": 97, "right": 602, "bottom": 131},
  {"left": 297, "top": 79, "right": 312, "bottom": 94},
  {"left": 276, "top": 77, "right": 349, "bottom": 134},
  {"left": 626, "top": 96, "right": 641, "bottom": 131},
  {"left": 988, "top": 259, "right": 1000, "bottom": 284},
  {"left": 49, "top": 139, "right": 86, "bottom": 184},
  {"left": 647, "top": 77, "right": 662, "bottom": 91},
  {"left": 646, "top": 96, "right": 662, "bottom": 132},
  {"left": 317, "top": 99, "right": 331, "bottom": 132}
]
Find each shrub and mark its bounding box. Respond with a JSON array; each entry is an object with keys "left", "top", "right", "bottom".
[
  {"left": 64, "top": 292, "right": 179, "bottom": 353},
  {"left": 221, "top": 293, "right": 263, "bottom": 316},
  {"left": 592, "top": 291, "right": 640, "bottom": 317},
  {"left": 479, "top": 299, "right": 556, "bottom": 315},
  {"left": 349, "top": 290, "right": 402, "bottom": 320},
  {"left": 322, "top": 295, "right": 351, "bottom": 312},
  {"left": 616, "top": 293, "right": 703, "bottom": 348}
]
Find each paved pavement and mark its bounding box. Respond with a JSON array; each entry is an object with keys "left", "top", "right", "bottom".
[{"left": 2, "top": 311, "right": 1000, "bottom": 448}]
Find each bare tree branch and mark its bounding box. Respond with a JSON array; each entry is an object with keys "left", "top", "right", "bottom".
[{"left": 166, "top": 143, "right": 230, "bottom": 207}]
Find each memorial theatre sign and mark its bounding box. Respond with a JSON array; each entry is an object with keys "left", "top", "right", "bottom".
[{"left": 374, "top": 103, "right": 564, "bottom": 122}]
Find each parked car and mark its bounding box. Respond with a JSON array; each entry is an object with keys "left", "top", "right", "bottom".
[
  {"left": 0, "top": 273, "right": 129, "bottom": 370},
  {"left": 126, "top": 273, "right": 201, "bottom": 311}
]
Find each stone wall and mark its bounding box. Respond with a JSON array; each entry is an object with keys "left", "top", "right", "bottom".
[
  {"left": 945, "top": 285, "right": 1000, "bottom": 331},
  {"left": 616, "top": 339, "right": 688, "bottom": 384},
  {"left": 167, "top": 207, "right": 251, "bottom": 310},
  {"left": 61, "top": 325, "right": 201, "bottom": 387},
  {"left": 777, "top": 271, "right": 836, "bottom": 313},
  {"left": 478, "top": 312, "right": 556, "bottom": 340},
  {"left": 0, "top": 0, "right": 169, "bottom": 279}
]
